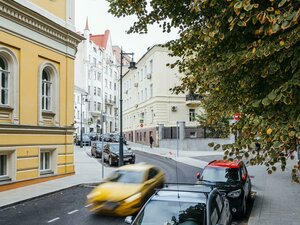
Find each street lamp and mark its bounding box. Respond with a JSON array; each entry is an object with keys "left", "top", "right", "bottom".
[
  {"left": 119, "top": 48, "right": 137, "bottom": 166},
  {"left": 80, "top": 93, "right": 89, "bottom": 148}
]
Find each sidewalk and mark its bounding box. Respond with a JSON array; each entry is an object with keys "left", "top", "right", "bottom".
[
  {"left": 128, "top": 142, "right": 300, "bottom": 225},
  {"left": 0, "top": 145, "right": 114, "bottom": 208}
]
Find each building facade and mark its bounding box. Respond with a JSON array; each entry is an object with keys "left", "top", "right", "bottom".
[
  {"left": 74, "top": 23, "right": 120, "bottom": 136},
  {"left": 122, "top": 45, "right": 202, "bottom": 146},
  {"left": 0, "top": 0, "right": 82, "bottom": 185}
]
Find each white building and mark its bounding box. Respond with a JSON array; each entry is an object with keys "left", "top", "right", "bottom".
[
  {"left": 123, "top": 45, "right": 202, "bottom": 146},
  {"left": 74, "top": 19, "right": 119, "bottom": 135}
]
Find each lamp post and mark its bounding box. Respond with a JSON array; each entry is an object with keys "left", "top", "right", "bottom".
[
  {"left": 119, "top": 48, "right": 137, "bottom": 166},
  {"left": 80, "top": 93, "right": 89, "bottom": 148}
]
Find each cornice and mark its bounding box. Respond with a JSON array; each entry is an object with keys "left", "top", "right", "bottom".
[
  {"left": 0, "top": 124, "right": 75, "bottom": 135},
  {"left": 0, "top": 0, "right": 84, "bottom": 52}
]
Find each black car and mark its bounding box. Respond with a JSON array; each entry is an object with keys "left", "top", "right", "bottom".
[
  {"left": 102, "top": 143, "right": 135, "bottom": 166},
  {"left": 101, "top": 133, "right": 114, "bottom": 142},
  {"left": 125, "top": 184, "right": 232, "bottom": 225},
  {"left": 112, "top": 133, "right": 127, "bottom": 145},
  {"left": 88, "top": 132, "right": 98, "bottom": 141},
  {"left": 196, "top": 160, "right": 252, "bottom": 217},
  {"left": 91, "top": 141, "right": 104, "bottom": 158},
  {"left": 75, "top": 134, "right": 91, "bottom": 146}
]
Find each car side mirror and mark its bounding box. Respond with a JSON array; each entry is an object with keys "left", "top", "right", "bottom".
[
  {"left": 124, "top": 216, "right": 133, "bottom": 224},
  {"left": 196, "top": 172, "right": 201, "bottom": 180},
  {"left": 242, "top": 174, "right": 247, "bottom": 181}
]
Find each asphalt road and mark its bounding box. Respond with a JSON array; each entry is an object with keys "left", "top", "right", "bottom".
[{"left": 0, "top": 151, "right": 200, "bottom": 225}]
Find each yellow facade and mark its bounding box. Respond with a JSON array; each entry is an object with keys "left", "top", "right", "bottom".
[{"left": 0, "top": 0, "right": 83, "bottom": 185}]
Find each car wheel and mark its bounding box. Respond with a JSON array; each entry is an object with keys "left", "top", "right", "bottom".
[{"left": 109, "top": 157, "right": 113, "bottom": 166}]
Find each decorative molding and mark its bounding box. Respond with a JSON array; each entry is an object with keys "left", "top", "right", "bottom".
[
  {"left": 0, "top": 1, "right": 84, "bottom": 54},
  {"left": 0, "top": 124, "right": 75, "bottom": 135}
]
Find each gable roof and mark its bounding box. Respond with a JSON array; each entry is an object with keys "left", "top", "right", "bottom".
[{"left": 90, "top": 30, "right": 110, "bottom": 49}]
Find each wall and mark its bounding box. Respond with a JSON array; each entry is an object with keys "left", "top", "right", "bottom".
[{"left": 159, "top": 135, "right": 235, "bottom": 151}]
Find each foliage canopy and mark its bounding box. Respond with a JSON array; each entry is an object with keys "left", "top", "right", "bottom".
[{"left": 107, "top": 0, "right": 300, "bottom": 181}]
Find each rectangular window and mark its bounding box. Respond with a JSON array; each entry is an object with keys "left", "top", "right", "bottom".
[
  {"left": 114, "top": 83, "right": 117, "bottom": 91},
  {"left": 189, "top": 109, "right": 196, "bottom": 122},
  {"left": 42, "top": 79, "right": 51, "bottom": 111},
  {"left": 94, "top": 101, "right": 96, "bottom": 111},
  {"left": 88, "top": 86, "right": 91, "bottom": 95},
  {"left": 97, "top": 88, "right": 101, "bottom": 96},
  {"left": 0, "top": 154, "right": 7, "bottom": 176},
  {"left": 93, "top": 57, "right": 96, "bottom": 66},
  {"left": 150, "top": 109, "right": 154, "bottom": 123},
  {"left": 40, "top": 151, "right": 51, "bottom": 173},
  {"left": 97, "top": 102, "right": 101, "bottom": 111},
  {"left": 97, "top": 72, "right": 101, "bottom": 81},
  {"left": 150, "top": 84, "right": 153, "bottom": 98},
  {"left": 149, "top": 59, "right": 153, "bottom": 74},
  {"left": 105, "top": 79, "right": 108, "bottom": 87},
  {"left": 141, "top": 90, "right": 143, "bottom": 101},
  {"left": 109, "top": 81, "right": 112, "bottom": 89},
  {"left": 94, "top": 87, "right": 96, "bottom": 95},
  {"left": 145, "top": 88, "right": 147, "bottom": 99},
  {"left": 114, "top": 96, "right": 116, "bottom": 103}
]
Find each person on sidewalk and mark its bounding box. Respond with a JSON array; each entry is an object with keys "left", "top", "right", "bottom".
[{"left": 149, "top": 135, "right": 154, "bottom": 148}]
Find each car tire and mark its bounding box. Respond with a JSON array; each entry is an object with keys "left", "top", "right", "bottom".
[{"left": 109, "top": 157, "right": 113, "bottom": 166}]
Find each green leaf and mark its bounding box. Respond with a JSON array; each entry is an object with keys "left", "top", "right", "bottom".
[
  {"left": 234, "top": 1, "right": 243, "bottom": 9},
  {"left": 262, "top": 98, "right": 271, "bottom": 106},
  {"left": 278, "top": 0, "right": 286, "bottom": 8},
  {"left": 214, "top": 144, "right": 221, "bottom": 150},
  {"left": 208, "top": 142, "right": 214, "bottom": 147},
  {"left": 237, "top": 21, "right": 247, "bottom": 27},
  {"left": 267, "top": 91, "right": 277, "bottom": 101},
  {"left": 252, "top": 100, "right": 261, "bottom": 108}
]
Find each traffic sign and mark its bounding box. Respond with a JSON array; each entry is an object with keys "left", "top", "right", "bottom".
[
  {"left": 140, "top": 124, "right": 144, "bottom": 128},
  {"left": 234, "top": 113, "right": 241, "bottom": 121}
]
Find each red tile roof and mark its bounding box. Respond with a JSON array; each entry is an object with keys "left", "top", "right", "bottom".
[{"left": 90, "top": 30, "right": 110, "bottom": 49}]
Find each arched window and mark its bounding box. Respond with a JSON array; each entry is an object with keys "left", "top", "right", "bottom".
[
  {"left": 42, "top": 69, "right": 52, "bottom": 111},
  {"left": 38, "top": 62, "right": 59, "bottom": 126},
  {"left": 0, "top": 57, "right": 9, "bottom": 105},
  {"left": 0, "top": 46, "right": 19, "bottom": 124}
]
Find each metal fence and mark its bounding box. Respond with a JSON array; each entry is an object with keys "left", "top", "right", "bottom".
[{"left": 162, "top": 126, "right": 224, "bottom": 139}]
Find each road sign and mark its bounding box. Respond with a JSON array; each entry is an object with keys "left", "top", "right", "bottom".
[
  {"left": 234, "top": 113, "right": 241, "bottom": 121},
  {"left": 140, "top": 124, "right": 144, "bottom": 128}
]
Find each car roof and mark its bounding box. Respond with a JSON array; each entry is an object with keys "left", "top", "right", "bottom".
[
  {"left": 117, "top": 163, "right": 155, "bottom": 171},
  {"left": 151, "top": 185, "right": 209, "bottom": 204},
  {"left": 207, "top": 160, "right": 242, "bottom": 169}
]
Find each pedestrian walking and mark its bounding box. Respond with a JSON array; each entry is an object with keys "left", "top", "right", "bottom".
[{"left": 149, "top": 135, "right": 154, "bottom": 148}]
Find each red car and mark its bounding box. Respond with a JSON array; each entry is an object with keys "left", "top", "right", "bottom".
[{"left": 197, "top": 160, "right": 252, "bottom": 217}]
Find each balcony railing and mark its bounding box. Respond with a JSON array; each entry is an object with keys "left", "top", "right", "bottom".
[
  {"left": 186, "top": 94, "right": 201, "bottom": 106},
  {"left": 105, "top": 99, "right": 116, "bottom": 105}
]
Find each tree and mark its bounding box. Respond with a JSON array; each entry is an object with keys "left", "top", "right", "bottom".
[{"left": 107, "top": 0, "right": 300, "bottom": 181}]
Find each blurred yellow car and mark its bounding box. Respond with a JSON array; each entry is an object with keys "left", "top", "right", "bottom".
[{"left": 86, "top": 163, "right": 165, "bottom": 216}]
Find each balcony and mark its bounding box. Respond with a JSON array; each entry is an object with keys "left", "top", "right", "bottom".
[
  {"left": 186, "top": 94, "right": 201, "bottom": 106},
  {"left": 105, "top": 99, "right": 116, "bottom": 106}
]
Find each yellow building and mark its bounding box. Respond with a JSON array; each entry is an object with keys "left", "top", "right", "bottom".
[{"left": 0, "top": 0, "right": 83, "bottom": 186}]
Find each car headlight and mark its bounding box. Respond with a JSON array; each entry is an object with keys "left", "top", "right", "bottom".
[
  {"left": 124, "top": 193, "right": 141, "bottom": 203},
  {"left": 87, "top": 191, "right": 101, "bottom": 200},
  {"left": 227, "top": 189, "right": 242, "bottom": 198}
]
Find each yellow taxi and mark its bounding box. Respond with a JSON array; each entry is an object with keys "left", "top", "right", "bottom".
[{"left": 86, "top": 163, "right": 165, "bottom": 216}]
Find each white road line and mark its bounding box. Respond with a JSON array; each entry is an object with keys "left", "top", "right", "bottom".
[
  {"left": 85, "top": 203, "right": 93, "bottom": 208},
  {"left": 47, "top": 217, "right": 60, "bottom": 223},
  {"left": 68, "top": 209, "right": 79, "bottom": 214}
]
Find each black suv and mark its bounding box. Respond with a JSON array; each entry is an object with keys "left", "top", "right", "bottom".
[
  {"left": 125, "top": 185, "right": 232, "bottom": 225},
  {"left": 196, "top": 160, "right": 251, "bottom": 217}
]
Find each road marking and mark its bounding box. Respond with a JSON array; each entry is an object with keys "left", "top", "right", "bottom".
[
  {"left": 85, "top": 203, "right": 93, "bottom": 208},
  {"left": 68, "top": 209, "right": 79, "bottom": 215},
  {"left": 47, "top": 217, "right": 60, "bottom": 223}
]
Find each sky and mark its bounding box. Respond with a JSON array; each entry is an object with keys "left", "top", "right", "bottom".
[{"left": 75, "top": 0, "right": 179, "bottom": 59}]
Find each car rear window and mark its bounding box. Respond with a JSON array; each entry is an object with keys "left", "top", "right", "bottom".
[
  {"left": 134, "top": 200, "right": 206, "bottom": 225},
  {"left": 202, "top": 167, "right": 240, "bottom": 183}
]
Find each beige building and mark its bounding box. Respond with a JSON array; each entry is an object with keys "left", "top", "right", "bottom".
[
  {"left": 122, "top": 45, "right": 202, "bottom": 146},
  {"left": 0, "top": 0, "right": 82, "bottom": 187}
]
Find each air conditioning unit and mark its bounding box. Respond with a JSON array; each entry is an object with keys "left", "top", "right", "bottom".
[
  {"left": 171, "top": 106, "right": 178, "bottom": 112},
  {"left": 134, "top": 82, "right": 138, "bottom": 87},
  {"left": 146, "top": 73, "right": 151, "bottom": 79}
]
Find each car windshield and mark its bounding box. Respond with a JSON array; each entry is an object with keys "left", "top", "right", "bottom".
[
  {"left": 134, "top": 200, "right": 206, "bottom": 225},
  {"left": 109, "top": 170, "right": 144, "bottom": 184},
  {"left": 201, "top": 167, "right": 240, "bottom": 183},
  {"left": 96, "top": 143, "right": 103, "bottom": 148},
  {"left": 109, "top": 144, "right": 129, "bottom": 153}
]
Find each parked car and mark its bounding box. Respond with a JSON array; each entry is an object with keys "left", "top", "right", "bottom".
[
  {"left": 75, "top": 134, "right": 91, "bottom": 146},
  {"left": 88, "top": 132, "right": 98, "bottom": 141},
  {"left": 91, "top": 141, "right": 104, "bottom": 158},
  {"left": 86, "top": 163, "right": 165, "bottom": 216},
  {"left": 125, "top": 184, "right": 232, "bottom": 225},
  {"left": 101, "top": 133, "right": 114, "bottom": 142},
  {"left": 102, "top": 143, "right": 135, "bottom": 166},
  {"left": 196, "top": 160, "right": 252, "bottom": 217},
  {"left": 112, "top": 133, "right": 127, "bottom": 145}
]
